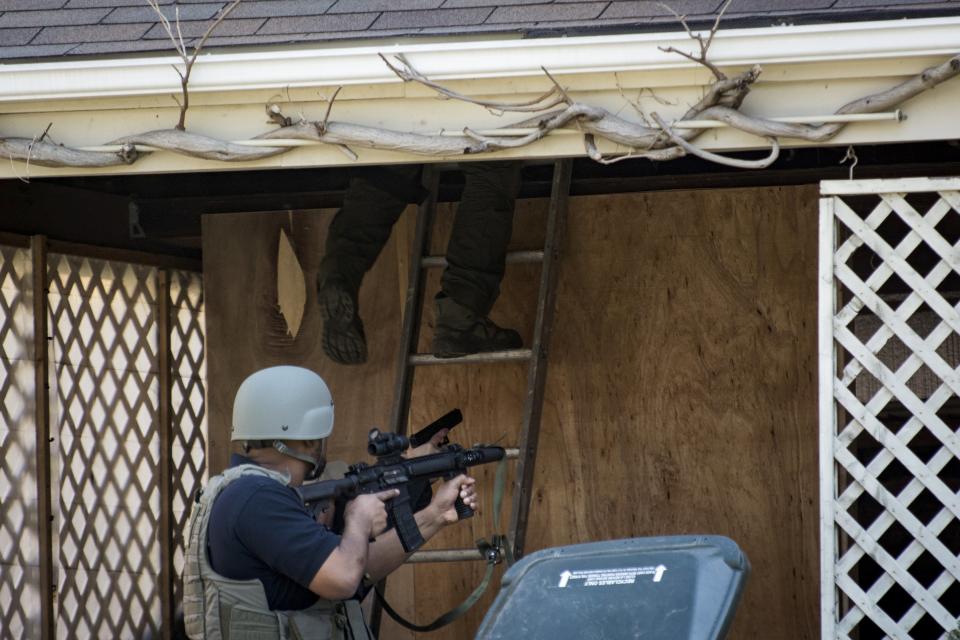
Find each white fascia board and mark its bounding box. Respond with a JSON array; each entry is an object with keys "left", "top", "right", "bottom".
[{"left": 2, "top": 16, "right": 960, "bottom": 104}]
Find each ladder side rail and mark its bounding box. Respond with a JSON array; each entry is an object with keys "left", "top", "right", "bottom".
[
  {"left": 374, "top": 167, "right": 440, "bottom": 638},
  {"left": 508, "top": 158, "right": 573, "bottom": 561},
  {"left": 387, "top": 167, "right": 440, "bottom": 436}
]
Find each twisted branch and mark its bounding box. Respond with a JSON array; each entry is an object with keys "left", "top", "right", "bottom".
[
  {"left": 651, "top": 112, "right": 780, "bottom": 169},
  {"left": 380, "top": 53, "right": 567, "bottom": 113},
  {"left": 148, "top": 0, "right": 241, "bottom": 130},
  {"left": 657, "top": 0, "right": 734, "bottom": 81},
  {"left": 0, "top": 138, "right": 138, "bottom": 168}
]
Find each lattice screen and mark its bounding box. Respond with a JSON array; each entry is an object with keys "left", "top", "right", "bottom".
[
  {"left": 168, "top": 269, "right": 208, "bottom": 612},
  {"left": 48, "top": 254, "right": 162, "bottom": 639},
  {"left": 0, "top": 242, "right": 207, "bottom": 639},
  {"left": 820, "top": 178, "right": 960, "bottom": 640},
  {"left": 0, "top": 244, "right": 41, "bottom": 638}
]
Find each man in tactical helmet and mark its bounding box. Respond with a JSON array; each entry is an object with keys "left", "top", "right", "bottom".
[
  {"left": 182, "top": 366, "right": 477, "bottom": 640},
  {"left": 318, "top": 161, "right": 523, "bottom": 364}
]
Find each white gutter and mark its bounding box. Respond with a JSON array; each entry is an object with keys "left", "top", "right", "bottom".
[{"left": 2, "top": 16, "right": 960, "bottom": 104}]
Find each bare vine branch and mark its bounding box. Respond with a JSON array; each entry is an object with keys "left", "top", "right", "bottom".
[
  {"left": 657, "top": 0, "right": 733, "bottom": 81},
  {"left": 1, "top": 137, "right": 138, "bottom": 167},
  {"left": 380, "top": 53, "right": 567, "bottom": 113},
  {"left": 317, "top": 86, "right": 343, "bottom": 134},
  {"left": 148, "top": 0, "right": 242, "bottom": 130},
  {"left": 112, "top": 129, "right": 284, "bottom": 161},
  {"left": 651, "top": 112, "right": 780, "bottom": 169},
  {"left": 583, "top": 133, "right": 685, "bottom": 164}
]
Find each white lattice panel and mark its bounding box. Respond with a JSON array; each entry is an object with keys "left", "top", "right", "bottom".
[
  {"left": 0, "top": 244, "right": 41, "bottom": 639},
  {"left": 0, "top": 244, "right": 207, "bottom": 638},
  {"left": 820, "top": 178, "right": 960, "bottom": 640},
  {"left": 168, "top": 269, "right": 207, "bottom": 610},
  {"left": 47, "top": 254, "right": 162, "bottom": 640}
]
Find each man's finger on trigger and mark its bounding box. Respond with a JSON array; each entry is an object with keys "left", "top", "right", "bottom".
[{"left": 375, "top": 489, "right": 400, "bottom": 501}]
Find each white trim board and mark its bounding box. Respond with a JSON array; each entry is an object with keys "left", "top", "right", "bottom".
[
  {"left": 3, "top": 16, "right": 960, "bottom": 104},
  {"left": 822, "top": 177, "right": 960, "bottom": 195}
]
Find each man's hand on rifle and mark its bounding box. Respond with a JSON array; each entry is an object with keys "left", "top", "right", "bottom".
[
  {"left": 430, "top": 474, "right": 478, "bottom": 525},
  {"left": 345, "top": 489, "right": 398, "bottom": 539},
  {"left": 312, "top": 488, "right": 399, "bottom": 600}
]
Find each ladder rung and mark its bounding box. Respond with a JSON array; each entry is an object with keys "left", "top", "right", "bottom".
[
  {"left": 407, "top": 548, "right": 485, "bottom": 563},
  {"left": 421, "top": 250, "right": 544, "bottom": 269},
  {"left": 409, "top": 349, "right": 532, "bottom": 366}
]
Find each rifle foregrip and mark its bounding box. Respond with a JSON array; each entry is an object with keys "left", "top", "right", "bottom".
[{"left": 454, "top": 496, "right": 474, "bottom": 520}]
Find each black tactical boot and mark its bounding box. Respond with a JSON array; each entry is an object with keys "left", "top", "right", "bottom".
[
  {"left": 317, "top": 271, "right": 367, "bottom": 365},
  {"left": 431, "top": 294, "right": 522, "bottom": 358}
]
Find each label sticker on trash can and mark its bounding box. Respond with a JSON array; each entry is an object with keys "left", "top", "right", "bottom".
[{"left": 557, "top": 565, "right": 667, "bottom": 588}]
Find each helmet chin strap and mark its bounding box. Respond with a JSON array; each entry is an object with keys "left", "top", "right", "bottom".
[{"left": 272, "top": 441, "right": 324, "bottom": 481}]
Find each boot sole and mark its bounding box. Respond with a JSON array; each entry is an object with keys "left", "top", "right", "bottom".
[
  {"left": 319, "top": 284, "right": 367, "bottom": 365},
  {"left": 431, "top": 336, "right": 522, "bottom": 359}
]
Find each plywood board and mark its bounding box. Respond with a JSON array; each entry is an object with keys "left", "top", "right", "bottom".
[
  {"left": 203, "top": 184, "right": 821, "bottom": 640},
  {"left": 202, "top": 208, "right": 406, "bottom": 473},
  {"left": 405, "top": 186, "right": 821, "bottom": 640}
]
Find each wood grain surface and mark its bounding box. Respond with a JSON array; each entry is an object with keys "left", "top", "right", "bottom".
[{"left": 202, "top": 184, "right": 820, "bottom": 640}]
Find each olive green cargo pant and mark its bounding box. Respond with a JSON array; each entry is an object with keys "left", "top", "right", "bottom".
[{"left": 320, "top": 161, "right": 521, "bottom": 317}]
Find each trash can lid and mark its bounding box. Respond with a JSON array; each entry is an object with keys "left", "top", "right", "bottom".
[{"left": 475, "top": 535, "right": 750, "bottom": 640}]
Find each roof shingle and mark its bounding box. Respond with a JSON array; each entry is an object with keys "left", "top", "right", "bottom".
[
  {"left": 1, "top": 0, "right": 957, "bottom": 62},
  {"left": 0, "top": 0, "right": 65, "bottom": 10},
  {"left": 0, "top": 8, "right": 110, "bottom": 28},
  {"left": 259, "top": 12, "right": 377, "bottom": 34},
  {"left": 601, "top": 0, "right": 722, "bottom": 19},
  {"left": 31, "top": 22, "right": 151, "bottom": 44},
  {"left": 441, "top": 0, "right": 548, "bottom": 7},
  {"left": 329, "top": 0, "right": 444, "bottom": 12},
  {"left": 0, "top": 42, "right": 75, "bottom": 57},
  {"left": 486, "top": 2, "right": 608, "bottom": 24},
  {"left": 65, "top": 0, "right": 172, "bottom": 7},
  {"left": 0, "top": 25, "right": 40, "bottom": 44},
  {"left": 102, "top": 3, "right": 223, "bottom": 23},
  {"left": 143, "top": 16, "right": 264, "bottom": 38},
  {"left": 231, "top": 0, "right": 335, "bottom": 18},
  {"left": 372, "top": 7, "right": 492, "bottom": 29}
]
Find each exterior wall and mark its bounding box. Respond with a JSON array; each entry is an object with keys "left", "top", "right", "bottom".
[{"left": 202, "top": 184, "right": 821, "bottom": 639}]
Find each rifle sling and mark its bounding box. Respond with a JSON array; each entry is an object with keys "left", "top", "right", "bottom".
[
  {"left": 373, "top": 457, "right": 509, "bottom": 633},
  {"left": 374, "top": 555, "right": 496, "bottom": 633}
]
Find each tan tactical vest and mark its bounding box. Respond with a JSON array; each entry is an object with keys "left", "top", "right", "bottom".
[{"left": 182, "top": 464, "right": 371, "bottom": 640}]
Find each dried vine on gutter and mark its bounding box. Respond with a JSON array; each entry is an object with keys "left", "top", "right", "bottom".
[
  {"left": 2, "top": 0, "right": 960, "bottom": 172},
  {"left": 149, "top": 0, "right": 242, "bottom": 131}
]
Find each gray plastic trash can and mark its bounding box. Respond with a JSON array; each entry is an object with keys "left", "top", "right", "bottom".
[{"left": 475, "top": 535, "right": 749, "bottom": 640}]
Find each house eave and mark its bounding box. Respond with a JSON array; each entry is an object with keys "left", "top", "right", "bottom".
[
  {"left": 4, "top": 16, "right": 960, "bottom": 178},
  {"left": 3, "top": 16, "right": 960, "bottom": 104}
]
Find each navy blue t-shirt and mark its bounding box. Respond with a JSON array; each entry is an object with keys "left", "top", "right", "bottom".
[{"left": 206, "top": 456, "right": 341, "bottom": 611}]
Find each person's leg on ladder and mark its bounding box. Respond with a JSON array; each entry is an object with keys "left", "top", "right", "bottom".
[
  {"left": 319, "top": 165, "right": 424, "bottom": 364},
  {"left": 432, "top": 161, "right": 523, "bottom": 358}
]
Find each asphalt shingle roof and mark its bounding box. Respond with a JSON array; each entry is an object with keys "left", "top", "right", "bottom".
[{"left": 0, "top": 0, "right": 957, "bottom": 62}]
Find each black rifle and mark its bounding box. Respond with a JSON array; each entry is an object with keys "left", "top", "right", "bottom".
[{"left": 299, "top": 411, "right": 504, "bottom": 553}]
